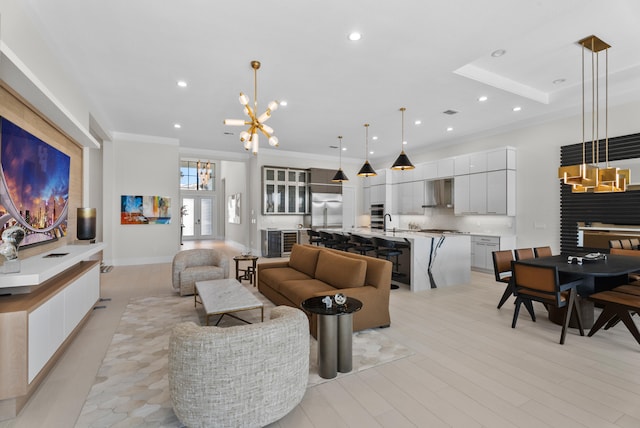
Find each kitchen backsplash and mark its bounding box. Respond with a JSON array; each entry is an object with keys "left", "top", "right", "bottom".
[{"left": 394, "top": 207, "right": 516, "bottom": 235}]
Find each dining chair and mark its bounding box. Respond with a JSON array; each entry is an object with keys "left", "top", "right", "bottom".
[
  {"left": 514, "top": 248, "right": 535, "bottom": 260},
  {"left": 492, "top": 250, "right": 515, "bottom": 309},
  {"left": 511, "top": 261, "right": 584, "bottom": 344},
  {"left": 621, "top": 239, "right": 634, "bottom": 250},
  {"left": 533, "top": 246, "right": 552, "bottom": 257},
  {"left": 610, "top": 247, "right": 640, "bottom": 285}
]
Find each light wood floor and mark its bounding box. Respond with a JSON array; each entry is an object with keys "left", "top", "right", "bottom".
[{"left": 3, "top": 241, "right": 640, "bottom": 428}]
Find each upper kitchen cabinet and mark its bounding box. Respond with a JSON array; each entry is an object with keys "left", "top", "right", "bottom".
[
  {"left": 454, "top": 147, "right": 516, "bottom": 216},
  {"left": 392, "top": 180, "right": 425, "bottom": 214},
  {"left": 263, "top": 166, "right": 309, "bottom": 214}
]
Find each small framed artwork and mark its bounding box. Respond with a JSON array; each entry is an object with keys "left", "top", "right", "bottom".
[{"left": 228, "top": 193, "right": 241, "bottom": 224}]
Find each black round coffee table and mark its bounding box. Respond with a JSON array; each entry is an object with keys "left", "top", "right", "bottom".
[{"left": 301, "top": 295, "right": 362, "bottom": 379}]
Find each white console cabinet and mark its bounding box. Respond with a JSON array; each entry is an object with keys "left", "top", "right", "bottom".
[{"left": 0, "top": 243, "right": 104, "bottom": 421}]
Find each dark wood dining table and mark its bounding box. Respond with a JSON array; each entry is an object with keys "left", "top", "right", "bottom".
[{"left": 516, "top": 254, "right": 640, "bottom": 327}]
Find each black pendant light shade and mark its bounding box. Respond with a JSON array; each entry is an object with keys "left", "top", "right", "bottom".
[
  {"left": 331, "top": 168, "right": 349, "bottom": 182},
  {"left": 357, "top": 160, "right": 377, "bottom": 177},
  {"left": 391, "top": 107, "right": 415, "bottom": 171},
  {"left": 331, "top": 135, "right": 349, "bottom": 182},
  {"left": 357, "top": 123, "right": 377, "bottom": 177},
  {"left": 391, "top": 151, "right": 414, "bottom": 170}
]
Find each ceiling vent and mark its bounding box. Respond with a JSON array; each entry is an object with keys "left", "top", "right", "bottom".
[{"left": 443, "top": 109, "right": 459, "bottom": 115}]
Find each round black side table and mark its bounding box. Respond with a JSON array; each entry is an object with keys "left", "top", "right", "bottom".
[{"left": 301, "top": 296, "right": 363, "bottom": 379}]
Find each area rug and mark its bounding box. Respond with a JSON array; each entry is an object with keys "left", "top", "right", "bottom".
[{"left": 76, "top": 294, "right": 412, "bottom": 427}]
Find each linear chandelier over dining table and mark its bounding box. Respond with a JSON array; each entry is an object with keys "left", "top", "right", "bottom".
[
  {"left": 223, "top": 60, "right": 279, "bottom": 155},
  {"left": 558, "top": 35, "right": 630, "bottom": 193}
]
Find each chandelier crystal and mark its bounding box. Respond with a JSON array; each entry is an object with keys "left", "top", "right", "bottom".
[{"left": 224, "top": 60, "right": 279, "bottom": 155}]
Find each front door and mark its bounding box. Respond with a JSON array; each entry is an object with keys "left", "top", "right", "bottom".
[{"left": 181, "top": 196, "right": 215, "bottom": 241}]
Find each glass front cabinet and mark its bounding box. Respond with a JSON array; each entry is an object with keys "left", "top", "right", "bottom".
[{"left": 263, "top": 167, "right": 309, "bottom": 214}]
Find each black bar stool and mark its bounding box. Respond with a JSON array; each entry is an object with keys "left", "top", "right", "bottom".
[
  {"left": 319, "top": 231, "right": 338, "bottom": 248},
  {"left": 350, "top": 234, "right": 376, "bottom": 255},
  {"left": 307, "top": 229, "right": 322, "bottom": 246},
  {"left": 372, "top": 236, "right": 406, "bottom": 289}
]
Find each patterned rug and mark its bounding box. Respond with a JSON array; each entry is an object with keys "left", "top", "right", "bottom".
[{"left": 76, "top": 293, "right": 412, "bottom": 427}]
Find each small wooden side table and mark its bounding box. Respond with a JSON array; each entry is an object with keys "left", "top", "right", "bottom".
[{"left": 233, "top": 255, "right": 259, "bottom": 286}]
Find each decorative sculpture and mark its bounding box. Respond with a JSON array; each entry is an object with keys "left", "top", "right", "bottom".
[{"left": 0, "top": 225, "right": 25, "bottom": 273}]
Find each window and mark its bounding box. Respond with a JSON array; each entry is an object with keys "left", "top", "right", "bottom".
[{"left": 180, "top": 160, "right": 215, "bottom": 191}]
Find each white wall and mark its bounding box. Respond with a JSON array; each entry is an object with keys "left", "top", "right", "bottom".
[
  {"left": 102, "top": 133, "right": 180, "bottom": 265},
  {"left": 220, "top": 160, "right": 248, "bottom": 251}
]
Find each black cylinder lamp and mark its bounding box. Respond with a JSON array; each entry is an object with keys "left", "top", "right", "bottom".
[{"left": 77, "top": 208, "right": 97, "bottom": 242}]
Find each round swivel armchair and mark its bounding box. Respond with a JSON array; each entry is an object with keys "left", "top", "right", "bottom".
[{"left": 168, "top": 306, "right": 309, "bottom": 427}]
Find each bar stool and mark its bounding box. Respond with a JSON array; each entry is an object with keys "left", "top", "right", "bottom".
[
  {"left": 332, "top": 233, "right": 355, "bottom": 252},
  {"left": 350, "top": 234, "right": 376, "bottom": 255},
  {"left": 307, "top": 229, "right": 322, "bottom": 246},
  {"left": 371, "top": 236, "right": 405, "bottom": 289},
  {"left": 319, "top": 231, "right": 338, "bottom": 248}
]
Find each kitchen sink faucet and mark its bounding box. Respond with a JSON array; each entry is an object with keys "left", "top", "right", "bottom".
[{"left": 383, "top": 213, "right": 392, "bottom": 232}]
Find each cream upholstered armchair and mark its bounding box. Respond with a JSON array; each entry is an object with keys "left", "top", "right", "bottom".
[
  {"left": 168, "top": 306, "right": 309, "bottom": 428},
  {"left": 171, "top": 248, "right": 229, "bottom": 296}
]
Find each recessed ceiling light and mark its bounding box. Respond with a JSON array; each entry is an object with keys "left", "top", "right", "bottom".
[
  {"left": 512, "top": 106, "right": 522, "bottom": 112},
  {"left": 446, "top": 127, "right": 453, "bottom": 132},
  {"left": 553, "top": 78, "right": 566, "bottom": 85},
  {"left": 402, "top": 140, "right": 407, "bottom": 145},
  {"left": 177, "top": 80, "right": 187, "bottom": 88},
  {"left": 414, "top": 120, "right": 422, "bottom": 125},
  {"left": 478, "top": 96, "right": 488, "bottom": 102},
  {"left": 372, "top": 136, "right": 378, "bottom": 140},
  {"left": 369, "top": 150, "right": 374, "bottom": 155},
  {"left": 348, "top": 32, "right": 362, "bottom": 41},
  {"left": 174, "top": 123, "right": 181, "bottom": 129},
  {"left": 491, "top": 49, "right": 506, "bottom": 58},
  {"left": 279, "top": 100, "right": 288, "bottom": 106},
  {"left": 342, "top": 147, "right": 347, "bottom": 151}
]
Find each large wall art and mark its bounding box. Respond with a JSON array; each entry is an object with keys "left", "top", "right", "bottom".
[
  {"left": 121, "top": 195, "right": 171, "bottom": 224},
  {"left": 0, "top": 116, "right": 70, "bottom": 248}
]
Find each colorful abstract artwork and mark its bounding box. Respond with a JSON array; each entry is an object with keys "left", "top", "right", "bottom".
[
  {"left": 121, "top": 195, "right": 171, "bottom": 224},
  {"left": 0, "top": 117, "right": 70, "bottom": 248}
]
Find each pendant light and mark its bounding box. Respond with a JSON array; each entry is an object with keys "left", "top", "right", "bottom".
[
  {"left": 331, "top": 136, "right": 349, "bottom": 182},
  {"left": 391, "top": 107, "right": 415, "bottom": 170},
  {"left": 357, "top": 124, "right": 377, "bottom": 177}
]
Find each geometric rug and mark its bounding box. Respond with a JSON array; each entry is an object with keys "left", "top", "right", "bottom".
[{"left": 75, "top": 294, "right": 413, "bottom": 427}]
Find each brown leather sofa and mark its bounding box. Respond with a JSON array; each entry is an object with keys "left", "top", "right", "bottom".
[{"left": 258, "top": 244, "right": 392, "bottom": 337}]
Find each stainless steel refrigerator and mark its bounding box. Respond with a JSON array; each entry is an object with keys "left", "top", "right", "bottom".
[{"left": 311, "top": 193, "right": 343, "bottom": 228}]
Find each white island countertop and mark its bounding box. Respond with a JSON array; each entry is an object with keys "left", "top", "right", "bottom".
[{"left": 326, "top": 229, "right": 471, "bottom": 291}]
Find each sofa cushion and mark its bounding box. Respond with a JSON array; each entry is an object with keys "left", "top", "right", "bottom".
[
  {"left": 314, "top": 250, "right": 367, "bottom": 289},
  {"left": 288, "top": 244, "right": 321, "bottom": 277},
  {"left": 281, "top": 279, "right": 336, "bottom": 306},
  {"left": 259, "top": 267, "right": 312, "bottom": 292}
]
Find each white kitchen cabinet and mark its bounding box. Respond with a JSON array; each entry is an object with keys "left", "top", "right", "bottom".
[
  {"left": 454, "top": 147, "right": 516, "bottom": 216},
  {"left": 455, "top": 173, "right": 487, "bottom": 215},
  {"left": 454, "top": 175, "right": 470, "bottom": 214},
  {"left": 454, "top": 155, "right": 470, "bottom": 175},
  {"left": 392, "top": 181, "right": 425, "bottom": 214},
  {"left": 437, "top": 158, "right": 455, "bottom": 177},
  {"left": 422, "top": 162, "right": 438, "bottom": 180},
  {"left": 370, "top": 184, "right": 386, "bottom": 205},
  {"left": 471, "top": 236, "right": 500, "bottom": 272}
]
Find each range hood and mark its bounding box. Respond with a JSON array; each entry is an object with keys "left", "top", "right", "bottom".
[{"left": 422, "top": 179, "right": 454, "bottom": 208}]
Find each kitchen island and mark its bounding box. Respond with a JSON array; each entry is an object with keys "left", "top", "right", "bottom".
[{"left": 326, "top": 229, "right": 471, "bottom": 292}]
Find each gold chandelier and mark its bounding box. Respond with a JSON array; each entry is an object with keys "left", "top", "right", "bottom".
[
  {"left": 558, "top": 35, "right": 629, "bottom": 193},
  {"left": 224, "top": 60, "right": 279, "bottom": 155}
]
